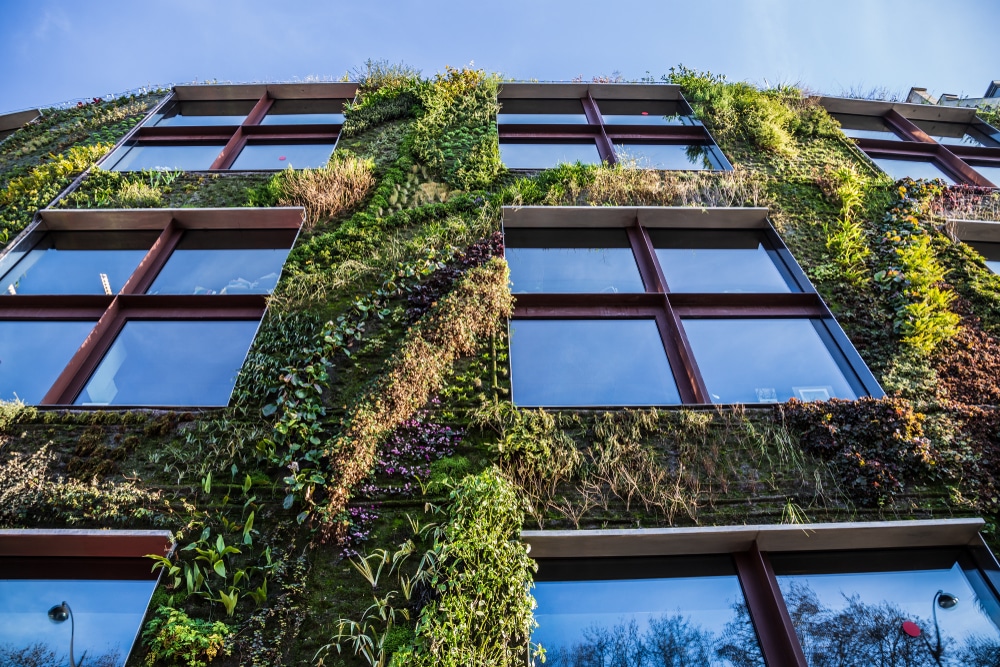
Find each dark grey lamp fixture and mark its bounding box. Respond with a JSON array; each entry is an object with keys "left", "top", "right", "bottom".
[{"left": 48, "top": 601, "right": 86, "bottom": 667}]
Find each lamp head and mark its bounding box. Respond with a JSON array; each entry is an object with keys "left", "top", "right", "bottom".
[
  {"left": 937, "top": 592, "right": 959, "bottom": 610},
  {"left": 47, "top": 602, "right": 70, "bottom": 624}
]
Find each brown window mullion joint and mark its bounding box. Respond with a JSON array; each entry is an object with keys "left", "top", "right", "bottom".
[
  {"left": 42, "top": 298, "right": 127, "bottom": 405},
  {"left": 121, "top": 219, "right": 183, "bottom": 296},
  {"left": 583, "top": 93, "right": 616, "bottom": 165},
  {"left": 655, "top": 298, "right": 710, "bottom": 404}
]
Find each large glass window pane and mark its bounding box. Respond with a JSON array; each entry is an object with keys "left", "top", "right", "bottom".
[
  {"left": 597, "top": 99, "right": 692, "bottom": 126},
  {"left": 650, "top": 229, "right": 794, "bottom": 293},
  {"left": 970, "top": 163, "right": 1000, "bottom": 187},
  {"left": 773, "top": 550, "right": 1000, "bottom": 667},
  {"left": 534, "top": 556, "right": 765, "bottom": 667},
  {"left": 967, "top": 240, "right": 1000, "bottom": 274},
  {"left": 911, "top": 119, "right": 996, "bottom": 147},
  {"left": 505, "top": 228, "right": 645, "bottom": 293},
  {"left": 0, "top": 320, "right": 95, "bottom": 403},
  {"left": 149, "top": 100, "right": 254, "bottom": 127},
  {"left": 497, "top": 98, "right": 589, "bottom": 125},
  {"left": 683, "top": 318, "right": 858, "bottom": 403},
  {"left": 147, "top": 230, "right": 292, "bottom": 295},
  {"left": 833, "top": 114, "right": 902, "bottom": 141},
  {"left": 500, "top": 141, "right": 602, "bottom": 169},
  {"left": 613, "top": 142, "right": 717, "bottom": 170},
  {"left": 0, "top": 232, "right": 156, "bottom": 295},
  {"left": 0, "top": 575, "right": 157, "bottom": 667},
  {"left": 260, "top": 99, "right": 349, "bottom": 125},
  {"left": 230, "top": 142, "right": 335, "bottom": 170},
  {"left": 109, "top": 144, "right": 223, "bottom": 172},
  {"left": 75, "top": 319, "right": 260, "bottom": 406},
  {"left": 510, "top": 319, "right": 680, "bottom": 407},
  {"left": 870, "top": 157, "right": 956, "bottom": 185}
]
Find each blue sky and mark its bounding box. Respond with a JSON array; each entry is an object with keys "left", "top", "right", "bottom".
[{"left": 1, "top": 0, "right": 998, "bottom": 114}]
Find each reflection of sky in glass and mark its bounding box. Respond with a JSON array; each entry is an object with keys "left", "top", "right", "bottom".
[
  {"left": 613, "top": 142, "right": 714, "bottom": 170},
  {"left": 971, "top": 164, "right": 1000, "bottom": 187},
  {"left": 510, "top": 319, "right": 680, "bottom": 407},
  {"left": 0, "top": 249, "right": 147, "bottom": 295},
  {"left": 656, "top": 245, "right": 792, "bottom": 293},
  {"left": 497, "top": 113, "right": 589, "bottom": 125},
  {"left": 148, "top": 248, "right": 288, "bottom": 294},
  {"left": 506, "top": 247, "right": 644, "bottom": 293},
  {"left": 76, "top": 319, "right": 259, "bottom": 406},
  {"left": 110, "top": 144, "right": 222, "bottom": 171},
  {"left": 871, "top": 157, "right": 956, "bottom": 185},
  {"left": 835, "top": 115, "right": 901, "bottom": 141},
  {"left": 534, "top": 576, "right": 760, "bottom": 666},
  {"left": 912, "top": 120, "right": 989, "bottom": 147},
  {"left": 230, "top": 143, "right": 335, "bottom": 170},
  {"left": 683, "top": 318, "right": 857, "bottom": 403},
  {"left": 150, "top": 100, "right": 253, "bottom": 127},
  {"left": 0, "top": 321, "right": 94, "bottom": 403},
  {"left": 0, "top": 579, "right": 157, "bottom": 667},
  {"left": 500, "top": 142, "right": 602, "bottom": 169},
  {"left": 260, "top": 99, "right": 348, "bottom": 125},
  {"left": 987, "top": 260, "right": 1000, "bottom": 275},
  {"left": 777, "top": 564, "right": 1000, "bottom": 664}
]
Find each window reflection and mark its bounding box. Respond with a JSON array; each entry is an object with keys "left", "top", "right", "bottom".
[
  {"left": 682, "top": 318, "right": 859, "bottom": 403},
  {"left": 109, "top": 144, "right": 223, "bottom": 172},
  {"left": 612, "top": 142, "right": 717, "bottom": 170},
  {"left": 510, "top": 319, "right": 680, "bottom": 407},
  {"left": 76, "top": 320, "right": 259, "bottom": 406},
  {"left": 149, "top": 100, "right": 254, "bottom": 127},
  {"left": 260, "top": 99, "right": 349, "bottom": 125},
  {"left": 970, "top": 163, "right": 1000, "bottom": 188},
  {"left": 230, "top": 142, "right": 335, "bottom": 170},
  {"left": 773, "top": 550, "right": 1000, "bottom": 667},
  {"left": 911, "top": 120, "right": 998, "bottom": 148},
  {"left": 651, "top": 229, "right": 795, "bottom": 293},
  {"left": 505, "top": 228, "right": 645, "bottom": 294},
  {"left": 870, "top": 157, "right": 956, "bottom": 185},
  {"left": 497, "top": 98, "right": 589, "bottom": 125},
  {"left": 500, "top": 141, "right": 603, "bottom": 169},
  {"left": 0, "top": 576, "right": 157, "bottom": 667},
  {"left": 0, "top": 321, "right": 95, "bottom": 403},
  {"left": 534, "top": 556, "right": 765, "bottom": 667},
  {"left": 597, "top": 99, "right": 692, "bottom": 126},
  {"left": 833, "top": 114, "right": 902, "bottom": 141}
]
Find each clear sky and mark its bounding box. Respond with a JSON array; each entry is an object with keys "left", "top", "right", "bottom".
[{"left": 1, "top": 0, "right": 998, "bottom": 114}]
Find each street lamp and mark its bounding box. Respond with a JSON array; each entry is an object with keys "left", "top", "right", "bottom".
[
  {"left": 47, "top": 601, "right": 86, "bottom": 667},
  {"left": 901, "top": 590, "right": 958, "bottom": 667}
]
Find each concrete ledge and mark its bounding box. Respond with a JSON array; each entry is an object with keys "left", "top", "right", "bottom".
[{"left": 522, "top": 518, "right": 986, "bottom": 558}]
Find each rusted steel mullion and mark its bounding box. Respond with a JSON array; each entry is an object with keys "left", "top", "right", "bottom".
[
  {"left": 121, "top": 219, "right": 182, "bottom": 295},
  {"left": 627, "top": 222, "right": 665, "bottom": 293},
  {"left": 932, "top": 143, "right": 995, "bottom": 187},
  {"left": 512, "top": 292, "right": 664, "bottom": 310},
  {"left": 884, "top": 110, "right": 934, "bottom": 144},
  {"left": 654, "top": 304, "right": 705, "bottom": 404},
  {"left": 513, "top": 304, "right": 663, "bottom": 319},
  {"left": 136, "top": 126, "right": 236, "bottom": 141},
  {"left": 0, "top": 295, "right": 111, "bottom": 319},
  {"left": 604, "top": 127, "right": 710, "bottom": 143},
  {"left": 242, "top": 93, "right": 274, "bottom": 127},
  {"left": 42, "top": 298, "right": 127, "bottom": 405},
  {"left": 671, "top": 303, "right": 828, "bottom": 318},
  {"left": 583, "top": 93, "right": 616, "bottom": 165},
  {"left": 733, "top": 545, "right": 808, "bottom": 667}
]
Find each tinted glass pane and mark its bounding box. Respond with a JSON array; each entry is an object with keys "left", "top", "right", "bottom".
[
  {"left": 683, "top": 318, "right": 858, "bottom": 403},
  {"left": 150, "top": 100, "right": 254, "bottom": 127},
  {"left": 76, "top": 320, "right": 260, "bottom": 406},
  {"left": 911, "top": 119, "right": 993, "bottom": 147},
  {"left": 967, "top": 240, "right": 1000, "bottom": 274},
  {"left": 500, "top": 141, "right": 602, "bottom": 169},
  {"left": 0, "top": 578, "right": 157, "bottom": 667},
  {"left": 0, "top": 320, "right": 95, "bottom": 403},
  {"left": 773, "top": 551, "right": 1000, "bottom": 667},
  {"left": 534, "top": 556, "right": 764, "bottom": 667},
  {"left": 597, "top": 99, "right": 692, "bottom": 125},
  {"left": 505, "top": 228, "right": 644, "bottom": 293},
  {"left": 230, "top": 142, "right": 335, "bottom": 169},
  {"left": 650, "top": 229, "right": 794, "bottom": 293},
  {"left": 833, "top": 114, "right": 901, "bottom": 141},
  {"left": 109, "top": 144, "right": 223, "bottom": 171},
  {"left": 0, "top": 232, "right": 155, "bottom": 295},
  {"left": 613, "top": 142, "right": 716, "bottom": 170},
  {"left": 870, "top": 157, "right": 956, "bottom": 184},
  {"left": 260, "top": 99, "right": 348, "bottom": 125},
  {"left": 510, "top": 319, "right": 680, "bottom": 406},
  {"left": 498, "top": 98, "right": 588, "bottom": 125},
  {"left": 971, "top": 163, "right": 1000, "bottom": 187}
]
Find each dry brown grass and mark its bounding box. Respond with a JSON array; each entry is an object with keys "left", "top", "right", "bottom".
[{"left": 277, "top": 156, "right": 376, "bottom": 229}]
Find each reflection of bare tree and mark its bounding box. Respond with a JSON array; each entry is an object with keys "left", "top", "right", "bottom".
[
  {"left": 540, "top": 584, "right": 1000, "bottom": 667},
  {"left": 0, "top": 643, "right": 121, "bottom": 667}
]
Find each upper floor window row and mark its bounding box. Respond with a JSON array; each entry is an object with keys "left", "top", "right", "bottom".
[
  {"left": 817, "top": 96, "right": 1000, "bottom": 188},
  {"left": 103, "top": 83, "right": 358, "bottom": 172},
  {"left": 498, "top": 83, "right": 732, "bottom": 171}
]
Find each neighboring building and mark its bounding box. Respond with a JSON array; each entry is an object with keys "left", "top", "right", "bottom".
[
  {"left": 1, "top": 74, "right": 1000, "bottom": 667},
  {"left": 907, "top": 80, "right": 1000, "bottom": 109}
]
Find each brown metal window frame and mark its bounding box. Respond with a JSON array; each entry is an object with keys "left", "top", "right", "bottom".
[
  {"left": 0, "top": 207, "right": 304, "bottom": 407},
  {"left": 523, "top": 518, "right": 998, "bottom": 667},
  {"left": 498, "top": 83, "right": 733, "bottom": 170},
  {"left": 99, "top": 82, "right": 359, "bottom": 172},
  {"left": 504, "top": 206, "right": 883, "bottom": 407},
  {"left": 816, "top": 96, "right": 1000, "bottom": 188}
]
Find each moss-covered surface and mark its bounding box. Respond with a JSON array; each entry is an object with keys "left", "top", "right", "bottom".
[{"left": 3, "top": 67, "right": 1000, "bottom": 666}]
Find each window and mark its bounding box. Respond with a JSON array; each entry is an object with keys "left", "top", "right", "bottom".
[
  {"left": 102, "top": 83, "right": 357, "bottom": 172},
  {"left": 0, "top": 528, "right": 172, "bottom": 667},
  {"left": 524, "top": 518, "right": 1000, "bottom": 667},
  {"left": 949, "top": 220, "right": 1000, "bottom": 276},
  {"left": 498, "top": 83, "right": 731, "bottom": 171},
  {"left": 0, "top": 207, "right": 302, "bottom": 406},
  {"left": 504, "top": 206, "right": 882, "bottom": 407},
  {"left": 0, "top": 108, "right": 41, "bottom": 141},
  {"left": 819, "top": 97, "right": 1000, "bottom": 188}
]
